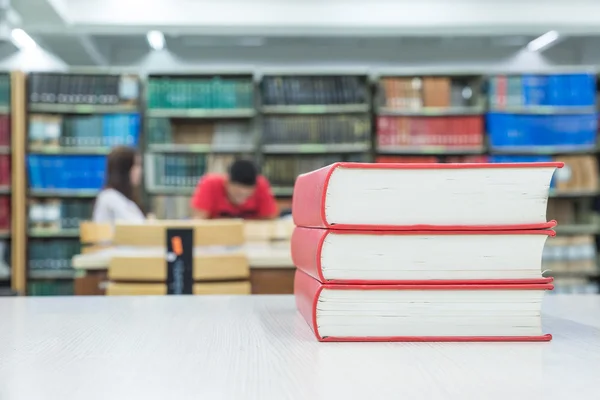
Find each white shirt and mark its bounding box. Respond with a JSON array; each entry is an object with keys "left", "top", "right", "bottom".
[{"left": 92, "top": 188, "right": 145, "bottom": 224}]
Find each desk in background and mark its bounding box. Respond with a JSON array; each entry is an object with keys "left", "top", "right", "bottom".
[{"left": 73, "top": 219, "right": 296, "bottom": 295}]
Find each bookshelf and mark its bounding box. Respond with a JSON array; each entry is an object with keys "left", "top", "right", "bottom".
[
  {"left": 144, "top": 73, "right": 257, "bottom": 219},
  {"left": 259, "top": 73, "right": 372, "bottom": 198},
  {"left": 23, "top": 72, "right": 142, "bottom": 295},
  {"left": 0, "top": 72, "right": 15, "bottom": 291}
]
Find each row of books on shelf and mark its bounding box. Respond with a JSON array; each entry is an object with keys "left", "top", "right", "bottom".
[
  {"left": 0, "top": 155, "right": 10, "bottom": 187},
  {"left": 380, "top": 76, "right": 478, "bottom": 109},
  {"left": 27, "top": 155, "right": 105, "bottom": 190},
  {"left": 264, "top": 115, "right": 370, "bottom": 145},
  {"left": 29, "top": 114, "right": 140, "bottom": 149},
  {"left": 551, "top": 279, "right": 599, "bottom": 294},
  {"left": 543, "top": 235, "right": 597, "bottom": 274},
  {"left": 0, "top": 74, "right": 10, "bottom": 107},
  {"left": 146, "top": 119, "right": 253, "bottom": 148},
  {"left": 0, "top": 241, "right": 10, "bottom": 280},
  {"left": 147, "top": 77, "right": 254, "bottom": 110},
  {"left": 0, "top": 196, "right": 9, "bottom": 231},
  {"left": 148, "top": 154, "right": 237, "bottom": 190},
  {"left": 377, "top": 116, "right": 484, "bottom": 148},
  {"left": 261, "top": 76, "right": 368, "bottom": 106},
  {"left": 28, "top": 74, "right": 139, "bottom": 105},
  {"left": 489, "top": 74, "right": 596, "bottom": 108},
  {"left": 487, "top": 114, "right": 597, "bottom": 148},
  {"left": 0, "top": 115, "right": 10, "bottom": 146},
  {"left": 28, "top": 239, "right": 80, "bottom": 270},
  {"left": 29, "top": 199, "right": 93, "bottom": 231},
  {"left": 28, "top": 281, "right": 74, "bottom": 296}
]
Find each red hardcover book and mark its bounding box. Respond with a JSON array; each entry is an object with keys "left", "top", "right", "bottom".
[
  {"left": 292, "top": 226, "right": 555, "bottom": 284},
  {"left": 292, "top": 162, "right": 563, "bottom": 230},
  {"left": 295, "top": 269, "right": 553, "bottom": 342}
]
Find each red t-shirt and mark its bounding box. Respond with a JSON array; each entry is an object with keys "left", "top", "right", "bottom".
[{"left": 190, "top": 173, "right": 278, "bottom": 219}]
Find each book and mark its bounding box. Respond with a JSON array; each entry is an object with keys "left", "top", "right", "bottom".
[
  {"left": 292, "top": 162, "right": 563, "bottom": 230},
  {"left": 27, "top": 155, "right": 106, "bottom": 190},
  {"left": 261, "top": 76, "right": 367, "bottom": 106},
  {"left": 263, "top": 115, "right": 370, "bottom": 146},
  {"left": 294, "top": 269, "right": 553, "bottom": 342},
  {"left": 292, "top": 226, "right": 555, "bottom": 283}
]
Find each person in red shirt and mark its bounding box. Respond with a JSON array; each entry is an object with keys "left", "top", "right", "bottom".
[{"left": 190, "top": 159, "right": 279, "bottom": 219}]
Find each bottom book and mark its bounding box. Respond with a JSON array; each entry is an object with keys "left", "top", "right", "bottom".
[{"left": 294, "top": 269, "right": 553, "bottom": 342}]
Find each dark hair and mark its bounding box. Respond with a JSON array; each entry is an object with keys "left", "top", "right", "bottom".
[
  {"left": 103, "top": 146, "right": 143, "bottom": 211},
  {"left": 228, "top": 159, "right": 258, "bottom": 186}
]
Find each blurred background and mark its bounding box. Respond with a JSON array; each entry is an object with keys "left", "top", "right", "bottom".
[{"left": 0, "top": 0, "right": 599, "bottom": 296}]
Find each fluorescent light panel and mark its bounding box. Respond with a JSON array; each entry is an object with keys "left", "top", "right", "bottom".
[
  {"left": 147, "top": 30, "right": 165, "bottom": 50},
  {"left": 11, "top": 29, "right": 36, "bottom": 50},
  {"left": 527, "top": 30, "right": 559, "bottom": 52}
]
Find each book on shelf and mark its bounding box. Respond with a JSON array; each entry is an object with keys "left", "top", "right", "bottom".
[
  {"left": 0, "top": 196, "right": 10, "bottom": 232},
  {"left": 28, "top": 73, "right": 139, "bottom": 105},
  {"left": 551, "top": 278, "right": 598, "bottom": 294},
  {"left": 0, "top": 154, "right": 10, "bottom": 187},
  {"left": 263, "top": 115, "right": 370, "bottom": 146},
  {"left": 0, "top": 115, "right": 10, "bottom": 147},
  {"left": 147, "top": 76, "right": 254, "bottom": 109},
  {"left": 27, "top": 155, "right": 106, "bottom": 190},
  {"left": 291, "top": 161, "right": 562, "bottom": 229},
  {"left": 262, "top": 155, "right": 369, "bottom": 189},
  {"left": 28, "top": 113, "right": 140, "bottom": 148},
  {"left": 261, "top": 76, "right": 367, "bottom": 106},
  {"left": 543, "top": 235, "right": 598, "bottom": 277},
  {"left": 292, "top": 226, "right": 555, "bottom": 283},
  {"left": 28, "top": 199, "right": 92, "bottom": 232},
  {"left": 487, "top": 113, "right": 597, "bottom": 149},
  {"left": 380, "top": 76, "right": 480, "bottom": 110},
  {"left": 0, "top": 74, "right": 11, "bottom": 107},
  {"left": 146, "top": 119, "right": 253, "bottom": 149},
  {"left": 147, "top": 154, "right": 243, "bottom": 191},
  {"left": 377, "top": 115, "right": 484, "bottom": 149},
  {"left": 28, "top": 239, "right": 80, "bottom": 271},
  {"left": 294, "top": 269, "right": 553, "bottom": 342},
  {"left": 28, "top": 281, "right": 74, "bottom": 296},
  {"left": 489, "top": 73, "right": 596, "bottom": 108}
]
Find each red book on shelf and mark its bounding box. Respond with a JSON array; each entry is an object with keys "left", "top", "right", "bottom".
[
  {"left": 292, "top": 226, "right": 555, "bottom": 285},
  {"left": 0, "top": 155, "right": 10, "bottom": 186},
  {"left": 295, "top": 269, "right": 553, "bottom": 342},
  {"left": 292, "top": 162, "right": 563, "bottom": 230}
]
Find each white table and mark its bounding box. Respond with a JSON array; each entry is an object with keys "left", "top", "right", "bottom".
[{"left": 0, "top": 295, "right": 598, "bottom": 400}]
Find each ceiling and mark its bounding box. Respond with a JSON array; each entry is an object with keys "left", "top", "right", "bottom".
[{"left": 6, "top": 0, "right": 600, "bottom": 67}]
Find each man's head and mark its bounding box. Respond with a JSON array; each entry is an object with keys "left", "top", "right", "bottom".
[{"left": 226, "top": 159, "right": 258, "bottom": 205}]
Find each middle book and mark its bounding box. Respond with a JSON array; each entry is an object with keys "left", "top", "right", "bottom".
[{"left": 292, "top": 226, "right": 555, "bottom": 285}]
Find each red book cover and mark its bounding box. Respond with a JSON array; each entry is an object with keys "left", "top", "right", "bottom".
[
  {"left": 0, "top": 155, "right": 10, "bottom": 186},
  {"left": 292, "top": 162, "right": 564, "bottom": 230},
  {"left": 292, "top": 226, "right": 556, "bottom": 285},
  {"left": 295, "top": 269, "right": 553, "bottom": 342}
]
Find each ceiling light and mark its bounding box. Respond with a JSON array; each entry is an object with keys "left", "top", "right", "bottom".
[
  {"left": 527, "top": 31, "right": 559, "bottom": 53},
  {"left": 11, "top": 29, "right": 36, "bottom": 50},
  {"left": 147, "top": 30, "right": 165, "bottom": 51}
]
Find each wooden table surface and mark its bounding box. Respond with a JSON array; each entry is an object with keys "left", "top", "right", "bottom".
[{"left": 0, "top": 295, "right": 598, "bottom": 400}]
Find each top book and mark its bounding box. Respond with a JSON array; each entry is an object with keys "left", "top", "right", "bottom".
[{"left": 292, "top": 162, "right": 563, "bottom": 230}]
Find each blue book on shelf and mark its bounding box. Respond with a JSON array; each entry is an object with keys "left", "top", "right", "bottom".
[{"left": 522, "top": 74, "right": 548, "bottom": 106}]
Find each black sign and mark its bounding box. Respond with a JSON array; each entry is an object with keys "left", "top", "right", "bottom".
[{"left": 166, "top": 228, "right": 194, "bottom": 295}]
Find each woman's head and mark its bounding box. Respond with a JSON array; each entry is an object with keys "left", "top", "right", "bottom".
[{"left": 104, "top": 146, "right": 142, "bottom": 200}]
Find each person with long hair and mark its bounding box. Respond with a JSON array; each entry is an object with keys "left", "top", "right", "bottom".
[{"left": 92, "top": 146, "right": 145, "bottom": 224}]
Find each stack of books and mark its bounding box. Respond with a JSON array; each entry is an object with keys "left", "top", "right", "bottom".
[{"left": 291, "top": 161, "right": 562, "bottom": 342}]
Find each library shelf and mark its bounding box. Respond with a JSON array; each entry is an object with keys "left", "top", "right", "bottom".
[
  {"left": 147, "top": 143, "right": 255, "bottom": 154},
  {"left": 489, "top": 106, "right": 597, "bottom": 115},
  {"left": 146, "top": 187, "right": 194, "bottom": 196},
  {"left": 261, "top": 104, "right": 370, "bottom": 115},
  {"left": 549, "top": 190, "right": 600, "bottom": 198},
  {"left": 28, "top": 269, "right": 80, "bottom": 280},
  {"left": 28, "top": 103, "right": 138, "bottom": 114},
  {"left": 146, "top": 108, "right": 255, "bottom": 119},
  {"left": 377, "top": 106, "right": 485, "bottom": 116},
  {"left": 28, "top": 146, "right": 113, "bottom": 155},
  {"left": 555, "top": 224, "right": 600, "bottom": 235},
  {"left": 377, "top": 146, "right": 486, "bottom": 155},
  {"left": 0, "top": 145, "right": 9, "bottom": 154},
  {"left": 28, "top": 228, "right": 80, "bottom": 238},
  {"left": 489, "top": 146, "right": 599, "bottom": 155},
  {"left": 28, "top": 189, "right": 99, "bottom": 198},
  {"left": 272, "top": 186, "right": 294, "bottom": 196},
  {"left": 263, "top": 143, "right": 371, "bottom": 154}
]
